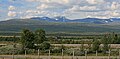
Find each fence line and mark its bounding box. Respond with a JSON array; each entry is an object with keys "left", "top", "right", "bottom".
[{"left": 0, "top": 49, "right": 120, "bottom": 59}]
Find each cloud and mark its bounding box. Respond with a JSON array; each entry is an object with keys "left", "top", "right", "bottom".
[
  {"left": 8, "top": 5, "right": 16, "bottom": 11},
  {"left": 86, "top": 0, "right": 97, "bottom": 4},
  {"left": 62, "top": 0, "right": 70, "bottom": 3},
  {"left": 65, "top": 5, "right": 80, "bottom": 12},
  {"left": 86, "top": 0, "right": 105, "bottom": 4},
  {"left": 26, "top": 10, "right": 38, "bottom": 13},
  {"left": 80, "top": 6, "right": 97, "bottom": 10},
  {"left": 26, "top": 0, "right": 49, "bottom": 2},
  {"left": 26, "top": 0, "right": 37, "bottom": 2},
  {"left": 111, "top": 2, "right": 119, "bottom": 10},
  {"left": 93, "top": 10, "right": 120, "bottom": 18},
  {"left": 26, "top": 0, "right": 69, "bottom": 4},
  {"left": 65, "top": 5, "right": 98, "bottom": 13},
  {"left": 36, "top": 4, "right": 48, "bottom": 10},
  {"left": 24, "top": 9, "right": 50, "bottom": 17},
  {"left": 9, "top": 0, "right": 17, "bottom": 2},
  {"left": 8, "top": 11, "right": 16, "bottom": 17},
  {"left": 108, "top": 11, "right": 120, "bottom": 17},
  {"left": 112, "top": 11, "right": 119, "bottom": 16},
  {"left": 1, "top": 0, "right": 120, "bottom": 20},
  {"left": 25, "top": 10, "right": 45, "bottom": 15}
]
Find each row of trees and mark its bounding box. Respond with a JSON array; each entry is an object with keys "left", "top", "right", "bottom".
[
  {"left": 92, "top": 32, "right": 120, "bottom": 53},
  {"left": 20, "top": 29, "right": 50, "bottom": 51},
  {"left": 0, "top": 36, "right": 19, "bottom": 42}
]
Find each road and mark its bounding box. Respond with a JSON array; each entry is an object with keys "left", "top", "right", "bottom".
[{"left": 0, "top": 55, "right": 119, "bottom": 59}]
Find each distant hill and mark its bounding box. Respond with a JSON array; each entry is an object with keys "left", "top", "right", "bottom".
[{"left": 0, "top": 17, "right": 120, "bottom": 33}]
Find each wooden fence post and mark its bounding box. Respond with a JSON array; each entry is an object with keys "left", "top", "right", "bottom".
[
  {"left": 72, "top": 49, "right": 74, "bottom": 59},
  {"left": 85, "top": 50, "right": 87, "bottom": 59},
  {"left": 49, "top": 50, "right": 51, "bottom": 59},
  {"left": 12, "top": 48, "right": 15, "bottom": 59},
  {"left": 25, "top": 50, "right": 26, "bottom": 59},
  {"left": 108, "top": 49, "right": 110, "bottom": 59},
  {"left": 118, "top": 49, "right": 120, "bottom": 59},
  {"left": 96, "top": 50, "right": 98, "bottom": 59},
  {"left": 62, "top": 49, "right": 63, "bottom": 59},
  {"left": 12, "top": 53, "right": 14, "bottom": 59},
  {"left": 38, "top": 49, "right": 40, "bottom": 59}
]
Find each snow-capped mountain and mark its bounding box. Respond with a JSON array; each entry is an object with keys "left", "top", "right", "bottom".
[
  {"left": 0, "top": 16, "right": 120, "bottom": 33},
  {"left": 30, "top": 16, "right": 70, "bottom": 22},
  {"left": 30, "top": 16, "right": 116, "bottom": 24}
]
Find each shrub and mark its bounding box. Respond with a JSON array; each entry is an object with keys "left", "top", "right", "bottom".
[{"left": 51, "top": 47, "right": 62, "bottom": 53}]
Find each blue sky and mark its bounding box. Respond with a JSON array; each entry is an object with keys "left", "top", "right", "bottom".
[{"left": 0, "top": 0, "right": 120, "bottom": 21}]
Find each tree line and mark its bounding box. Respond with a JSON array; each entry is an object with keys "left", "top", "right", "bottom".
[{"left": 92, "top": 32, "right": 120, "bottom": 53}]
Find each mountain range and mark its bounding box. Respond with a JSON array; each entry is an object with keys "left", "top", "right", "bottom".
[
  {"left": 0, "top": 16, "right": 120, "bottom": 34},
  {"left": 30, "top": 16, "right": 120, "bottom": 24}
]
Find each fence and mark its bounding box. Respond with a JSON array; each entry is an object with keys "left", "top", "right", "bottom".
[{"left": 0, "top": 49, "right": 120, "bottom": 59}]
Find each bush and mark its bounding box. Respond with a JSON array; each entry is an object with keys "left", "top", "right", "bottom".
[
  {"left": 51, "top": 47, "right": 62, "bottom": 53},
  {"left": 0, "top": 45, "right": 22, "bottom": 54},
  {"left": 38, "top": 41, "right": 51, "bottom": 50},
  {"left": 64, "top": 49, "right": 85, "bottom": 56},
  {"left": 0, "top": 44, "right": 35, "bottom": 54},
  {"left": 75, "top": 50, "right": 85, "bottom": 56},
  {"left": 20, "top": 49, "right": 35, "bottom": 54},
  {"left": 64, "top": 49, "right": 73, "bottom": 55}
]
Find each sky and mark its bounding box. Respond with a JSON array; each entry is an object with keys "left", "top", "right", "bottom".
[{"left": 0, "top": 0, "right": 120, "bottom": 21}]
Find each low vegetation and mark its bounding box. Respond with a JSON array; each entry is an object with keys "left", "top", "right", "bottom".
[{"left": 0, "top": 29, "right": 120, "bottom": 56}]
